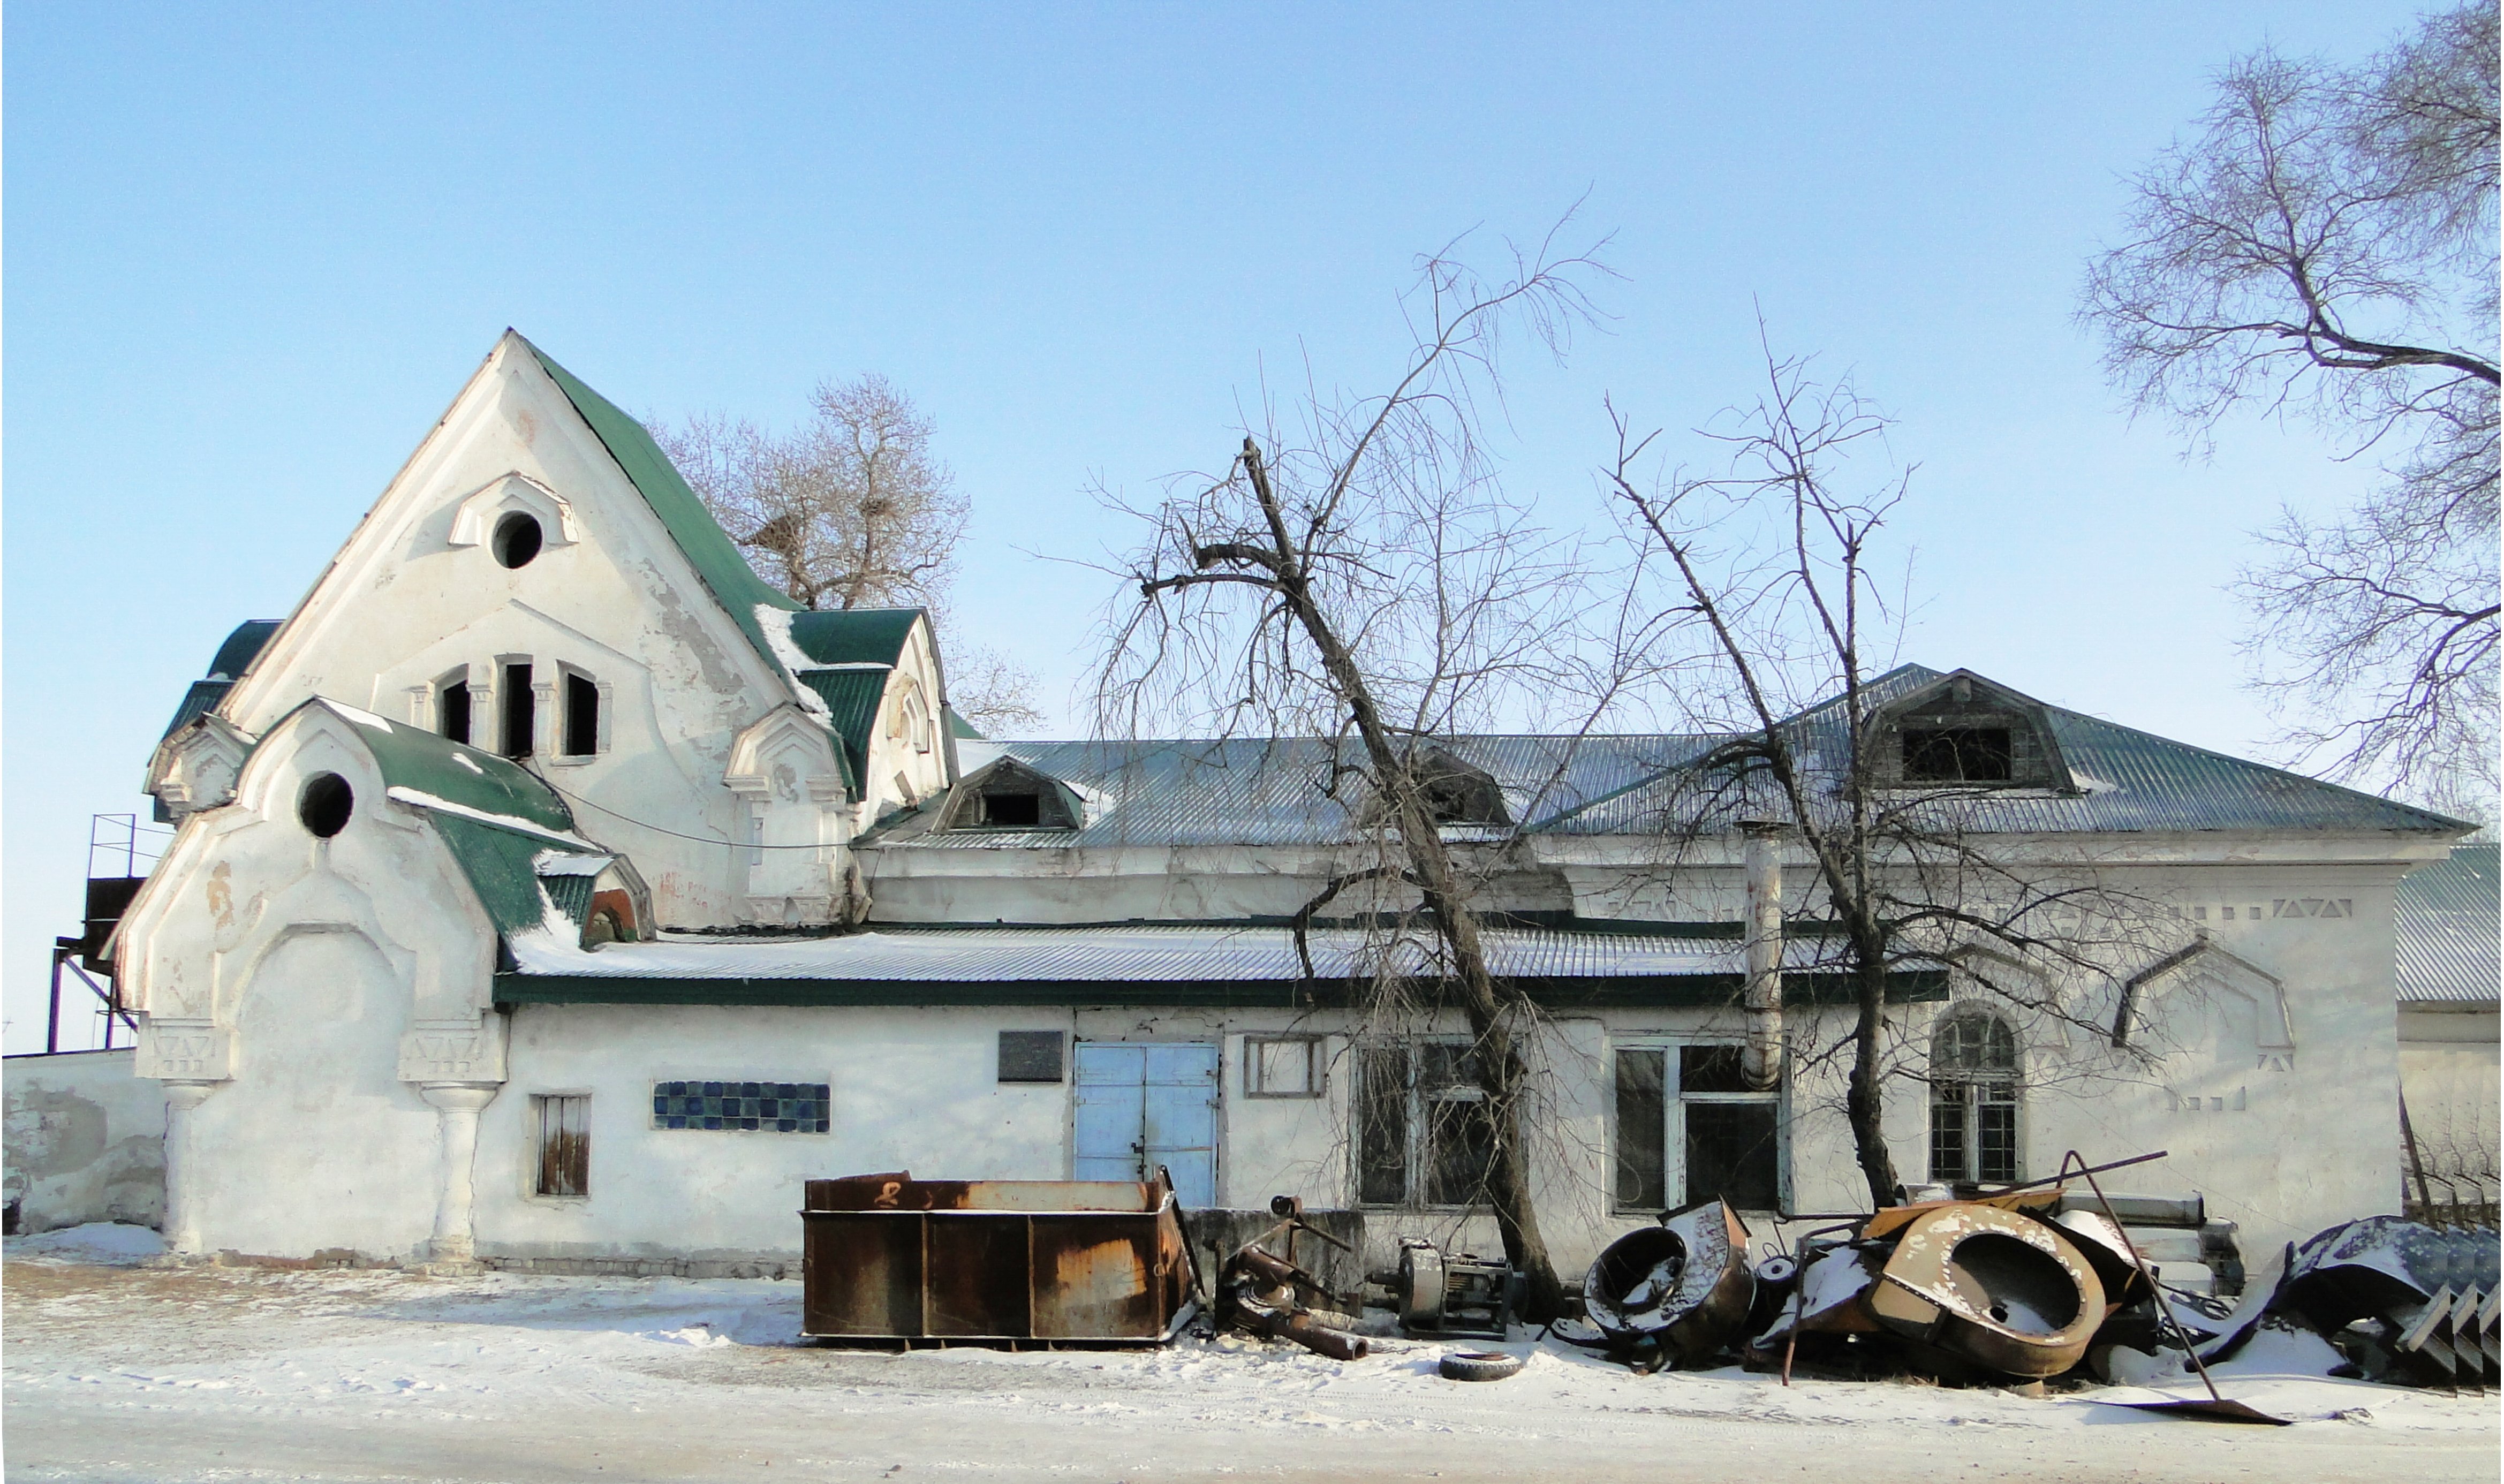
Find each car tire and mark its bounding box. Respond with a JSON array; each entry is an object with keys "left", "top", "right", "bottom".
[{"left": 1439, "top": 1350, "right": 1526, "bottom": 1382}]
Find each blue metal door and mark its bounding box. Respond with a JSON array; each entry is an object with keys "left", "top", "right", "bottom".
[{"left": 1073, "top": 1042, "right": 1219, "bottom": 1206}]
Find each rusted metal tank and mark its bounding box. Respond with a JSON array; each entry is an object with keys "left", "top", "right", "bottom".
[
  {"left": 1583, "top": 1200, "right": 1756, "bottom": 1366},
  {"left": 801, "top": 1170, "right": 1197, "bottom": 1344},
  {"left": 1866, "top": 1202, "right": 2107, "bottom": 1377}
]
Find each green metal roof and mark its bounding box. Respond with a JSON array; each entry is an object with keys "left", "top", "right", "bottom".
[
  {"left": 798, "top": 669, "right": 883, "bottom": 790},
  {"left": 298, "top": 701, "right": 578, "bottom": 836},
  {"left": 788, "top": 608, "right": 922, "bottom": 667},
  {"left": 426, "top": 812, "right": 564, "bottom": 937},
  {"left": 207, "top": 619, "right": 282, "bottom": 682},
  {"left": 523, "top": 338, "right": 801, "bottom": 683},
  {"left": 161, "top": 680, "right": 233, "bottom": 741}
]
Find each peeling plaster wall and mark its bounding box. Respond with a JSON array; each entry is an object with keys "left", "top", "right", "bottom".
[{"left": 3, "top": 1050, "right": 165, "bottom": 1233}]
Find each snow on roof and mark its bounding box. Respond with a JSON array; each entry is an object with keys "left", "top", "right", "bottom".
[{"left": 503, "top": 920, "right": 1885, "bottom": 983}]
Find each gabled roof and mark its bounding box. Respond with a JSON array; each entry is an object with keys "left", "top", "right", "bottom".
[
  {"left": 797, "top": 670, "right": 882, "bottom": 790},
  {"left": 521, "top": 338, "right": 802, "bottom": 685},
  {"left": 323, "top": 702, "right": 578, "bottom": 837},
  {"left": 2397, "top": 842, "right": 2501, "bottom": 1006}
]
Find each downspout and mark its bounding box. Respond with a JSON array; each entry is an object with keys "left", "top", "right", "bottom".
[{"left": 1741, "top": 822, "right": 1785, "bottom": 1092}]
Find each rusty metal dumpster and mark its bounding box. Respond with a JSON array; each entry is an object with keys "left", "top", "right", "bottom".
[{"left": 801, "top": 1170, "right": 1198, "bottom": 1344}]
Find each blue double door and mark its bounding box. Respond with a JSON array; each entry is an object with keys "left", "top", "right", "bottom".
[{"left": 1073, "top": 1042, "right": 1220, "bottom": 1208}]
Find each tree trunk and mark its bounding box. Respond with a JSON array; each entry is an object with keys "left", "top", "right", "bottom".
[
  {"left": 1231, "top": 442, "right": 1567, "bottom": 1320},
  {"left": 1844, "top": 943, "right": 1901, "bottom": 1210}
]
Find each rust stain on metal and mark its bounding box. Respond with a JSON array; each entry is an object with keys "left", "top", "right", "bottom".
[{"left": 801, "top": 1170, "right": 1193, "bottom": 1345}]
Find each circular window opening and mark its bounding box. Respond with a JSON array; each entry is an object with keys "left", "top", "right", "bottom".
[
  {"left": 492, "top": 512, "right": 544, "bottom": 569},
  {"left": 299, "top": 773, "right": 354, "bottom": 838}
]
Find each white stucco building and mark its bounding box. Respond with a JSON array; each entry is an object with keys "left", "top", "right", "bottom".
[{"left": 100, "top": 331, "right": 2476, "bottom": 1278}]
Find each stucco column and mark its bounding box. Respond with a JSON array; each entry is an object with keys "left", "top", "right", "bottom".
[
  {"left": 417, "top": 1083, "right": 501, "bottom": 1265},
  {"left": 160, "top": 1080, "right": 223, "bottom": 1257}
]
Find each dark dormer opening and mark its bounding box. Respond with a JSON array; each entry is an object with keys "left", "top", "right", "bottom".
[
  {"left": 1902, "top": 726, "right": 2013, "bottom": 783},
  {"left": 563, "top": 672, "right": 600, "bottom": 757},
  {"left": 493, "top": 512, "right": 544, "bottom": 569},
  {"left": 1415, "top": 749, "right": 1511, "bottom": 828},
  {"left": 946, "top": 759, "right": 1080, "bottom": 831},
  {"left": 1875, "top": 671, "right": 2070, "bottom": 791}
]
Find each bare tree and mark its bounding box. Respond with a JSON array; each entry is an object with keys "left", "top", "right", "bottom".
[
  {"left": 655, "top": 375, "right": 1045, "bottom": 735},
  {"left": 1607, "top": 345, "right": 2174, "bottom": 1208},
  {"left": 2082, "top": 5, "right": 2499, "bottom": 806},
  {"left": 1096, "top": 231, "right": 1612, "bottom": 1319}
]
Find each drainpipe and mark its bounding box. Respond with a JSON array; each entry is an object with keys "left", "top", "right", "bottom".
[{"left": 1741, "top": 822, "right": 1786, "bottom": 1092}]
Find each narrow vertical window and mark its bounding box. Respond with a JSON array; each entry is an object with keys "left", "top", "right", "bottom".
[
  {"left": 437, "top": 669, "right": 472, "bottom": 745},
  {"left": 1614, "top": 1048, "right": 1667, "bottom": 1210},
  {"left": 501, "top": 662, "right": 534, "bottom": 759},
  {"left": 1929, "top": 1011, "right": 2021, "bottom": 1186},
  {"left": 534, "top": 1094, "right": 588, "bottom": 1198},
  {"left": 563, "top": 672, "right": 599, "bottom": 757},
  {"left": 1356, "top": 1045, "right": 1411, "bottom": 1205}
]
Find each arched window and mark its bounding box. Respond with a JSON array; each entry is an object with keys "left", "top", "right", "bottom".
[{"left": 1929, "top": 1010, "right": 2019, "bottom": 1185}]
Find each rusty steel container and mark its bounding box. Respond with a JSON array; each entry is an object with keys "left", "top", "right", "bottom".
[{"left": 801, "top": 1171, "right": 1197, "bottom": 1344}]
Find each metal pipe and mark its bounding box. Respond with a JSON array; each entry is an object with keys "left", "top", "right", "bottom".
[{"left": 1742, "top": 823, "right": 1785, "bottom": 1091}]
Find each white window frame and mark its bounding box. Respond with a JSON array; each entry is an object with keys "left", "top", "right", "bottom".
[
  {"left": 1354, "top": 1038, "right": 1495, "bottom": 1210},
  {"left": 1244, "top": 1035, "right": 1324, "bottom": 1099},
  {"left": 1611, "top": 1035, "right": 1788, "bottom": 1215},
  {"left": 1927, "top": 1010, "right": 2023, "bottom": 1186}
]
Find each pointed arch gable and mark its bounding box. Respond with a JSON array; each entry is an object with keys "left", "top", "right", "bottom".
[{"left": 217, "top": 333, "right": 798, "bottom": 737}]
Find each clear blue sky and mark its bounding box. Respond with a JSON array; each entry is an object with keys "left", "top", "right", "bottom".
[{"left": 3, "top": 3, "right": 2430, "bottom": 1051}]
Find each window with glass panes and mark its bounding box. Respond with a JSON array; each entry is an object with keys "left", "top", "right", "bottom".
[
  {"left": 1613, "top": 1042, "right": 1782, "bottom": 1213},
  {"left": 1356, "top": 1041, "right": 1497, "bottom": 1207},
  {"left": 1928, "top": 1012, "right": 2019, "bottom": 1185}
]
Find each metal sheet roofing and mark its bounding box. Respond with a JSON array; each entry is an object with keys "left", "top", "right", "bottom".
[
  {"left": 494, "top": 920, "right": 1945, "bottom": 1009},
  {"left": 2397, "top": 843, "right": 2501, "bottom": 1005},
  {"left": 789, "top": 608, "right": 922, "bottom": 668},
  {"left": 799, "top": 668, "right": 884, "bottom": 791},
  {"left": 867, "top": 666, "right": 2462, "bottom": 851}
]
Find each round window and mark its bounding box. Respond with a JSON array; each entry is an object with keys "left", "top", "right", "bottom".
[
  {"left": 299, "top": 773, "right": 354, "bottom": 838},
  {"left": 493, "top": 512, "right": 544, "bottom": 569}
]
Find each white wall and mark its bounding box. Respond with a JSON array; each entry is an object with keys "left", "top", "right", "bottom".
[{"left": 3, "top": 1050, "right": 165, "bottom": 1233}]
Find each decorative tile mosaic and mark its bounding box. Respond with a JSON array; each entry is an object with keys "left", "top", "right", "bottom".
[{"left": 650, "top": 1080, "right": 830, "bottom": 1133}]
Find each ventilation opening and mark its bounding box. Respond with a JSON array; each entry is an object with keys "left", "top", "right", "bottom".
[
  {"left": 563, "top": 673, "right": 599, "bottom": 757},
  {"left": 493, "top": 513, "right": 543, "bottom": 569},
  {"left": 299, "top": 773, "right": 354, "bottom": 838},
  {"left": 1414, "top": 751, "right": 1510, "bottom": 827},
  {"left": 981, "top": 792, "right": 1042, "bottom": 827},
  {"left": 438, "top": 675, "right": 471, "bottom": 745},
  {"left": 1902, "top": 726, "right": 2013, "bottom": 783},
  {"left": 502, "top": 663, "right": 535, "bottom": 758}
]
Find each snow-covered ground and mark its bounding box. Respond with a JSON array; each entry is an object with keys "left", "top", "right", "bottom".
[{"left": 5, "top": 1223, "right": 2495, "bottom": 1483}]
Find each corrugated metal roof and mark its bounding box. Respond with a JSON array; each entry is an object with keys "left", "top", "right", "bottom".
[
  {"left": 862, "top": 667, "right": 2459, "bottom": 851},
  {"left": 504, "top": 919, "right": 1901, "bottom": 982},
  {"left": 799, "top": 669, "right": 883, "bottom": 791},
  {"left": 160, "top": 680, "right": 233, "bottom": 741},
  {"left": 2397, "top": 843, "right": 2501, "bottom": 1005}
]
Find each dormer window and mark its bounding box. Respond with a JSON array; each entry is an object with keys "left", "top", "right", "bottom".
[
  {"left": 1413, "top": 749, "right": 1510, "bottom": 828},
  {"left": 944, "top": 758, "right": 1080, "bottom": 831},
  {"left": 1873, "top": 671, "right": 2071, "bottom": 791},
  {"left": 1902, "top": 726, "right": 2012, "bottom": 783}
]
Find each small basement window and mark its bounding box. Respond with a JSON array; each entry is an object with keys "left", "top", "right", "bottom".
[
  {"left": 534, "top": 1094, "right": 588, "bottom": 1198},
  {"left": 998, "top": 1031, "right": 1067, "bottom": 1084},
  {"left": 1902, "top": 726, "right": 2013, "bottom": 784}
]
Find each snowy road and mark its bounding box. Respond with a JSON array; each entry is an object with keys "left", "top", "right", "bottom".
[{"left": 5, "top": 1225, "right": 2496, "bottom": 1483}]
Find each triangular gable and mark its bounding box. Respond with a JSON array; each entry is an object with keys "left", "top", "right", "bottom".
[{"left": 524, "top": 339, "right": 801, "bottom": 684}]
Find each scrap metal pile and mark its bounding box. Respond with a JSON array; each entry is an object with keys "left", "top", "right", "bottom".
[{"left": 1568, "top": 1153, "right": 2501, "bottom": 1415}]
